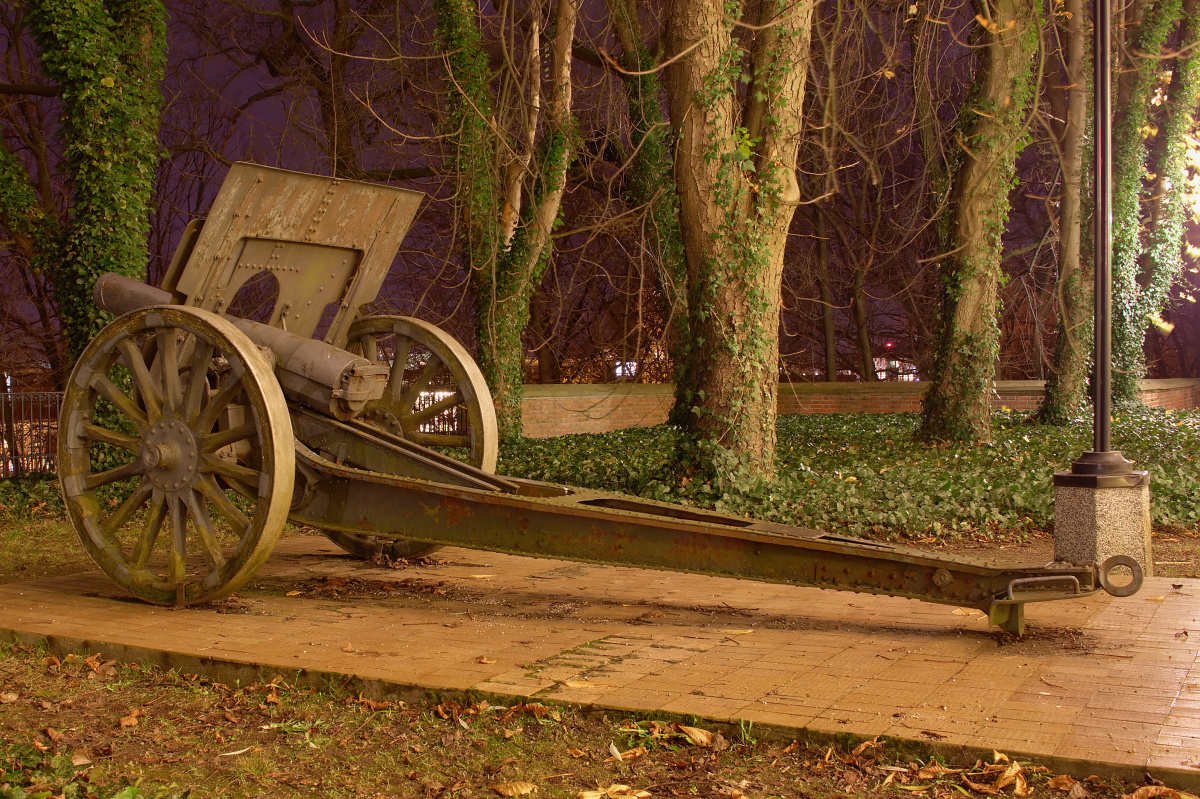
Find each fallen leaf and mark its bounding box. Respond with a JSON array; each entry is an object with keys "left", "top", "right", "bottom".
[
  {"left": 43, "top": 656, "right": 60, "bottom": 669},
  {"left": 118, "top": 709, "right": 143, "bottom": 728},
  {"left": 1014, "top": 771, "right": 1030, "bottom": 798},
  {"left": 578, "top": 786, "right": 651, "bottom": 799},
  {"left": 44, "top": 727, "right": 65, "bottom": 743},
  {"left": 920, "top": 730, "right": 947, "bottom": 740},
  {"left": 918, "top": 763, "right": 963, "bottom": 779},
  {"left": 0, "top": 692, "right": 17, "bottom": 703},
  {"left": 993, "top": 751, "right": 1010, "bottom": 764},
  {"left": 963, "top": 776, "right": 1001, "bottom": 795},
  {"left": 1048, "top": 775, "right": 1077, "bottom": 791},
  {"left": 70, "top": 753, "right": 92, "bottom": 767},
  {"left": 224, "top": 711, "right": 239, "bottom": 723},
  {"left": 1068, "top": 782, "right": 1092, "bottom": 799},
  {"left": 286, "top": 591, "right": 303, "bottom": 597},
  {"left": 994, "top": 761, "right": 1023, "bottom": 790},
  {"left": 342, "top": 643, "right": 356, "bottom": 653},
  {"left": 1147, "top": 596, "right": 1166, "bottom": 603},
  {"left": 718, "top": 629, "right": 754, "bottom": 635},
  {"left": 503, "top": 728, "right": 521, "bottom": 739},
  {"left": 469, "top": 574, "right": 495, "bottom": 579},
  {"left": 265, "top": 691, "right": 280, "bottom": 704},
  {"left": 567, "top": 748, "right": 586, "bottom": 758},
  {"left": 679, "top": 725, "right": 714, "bottom": 747},
  {"left": 1122, "top": 788, "right": 1180, "bottom": 799},
  {"left": 490, "top": 781, "right": 538, "bottom": 796},
  {"left": 1176, "top": 630, "right": 1189, "bottom": 640},
  {"left": 477, "top": 656, "right": 498, "bottom": 664},
  {"left": 605, "top": 746, "right": 647, "bottom": 763}
]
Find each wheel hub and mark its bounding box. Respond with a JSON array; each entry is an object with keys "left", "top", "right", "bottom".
[{"left": 142, "top": 418, "right": 199, "bottom": 492}]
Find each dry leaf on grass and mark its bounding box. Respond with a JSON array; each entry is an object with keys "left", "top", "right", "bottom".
[
  {"left": 993, "top": 751, "right": 1010, "bottom": 764},
  {"left": 994, "top": 762, "right": 1023, "bottom": 790},
  {"left": 679, "top": 725, "right": 714, "bottom": 747},
  {"left": 70, "top": 753, "right": 91, "bottom": 767},
  {"left": 962, "top": 776, "right": 1001, "bottom": 795},
  {"left": 578, "top": 786, "right": 651, "bottom": 799},
  {"left": 567, "top": 748, "right": 587, "bottom": 758},
  {"left": 605, "top": 746, "right": 647, "bottom": 763},
  {"left": 285, "top": 590, "right": 303, "bottom": 597},
  {"left": 0, "top": 692, "right": 17, "bottom": 703},
  {"left": 490, "top": 781, "right": 538, "bottom": 796},
  {"left": 1067, "top": 782, "right": 1092, "bottom": 799},
  {"left": 1014, "top": 772, "right": 1030, "bottom": 798},
  {"left": 1048, "top": 776, "right": 1077, "bottom": 791},
  {"left": 1122, "top": 788, "right": 1181, "bottom": 799},
  {"left": 917, "top": 763, "right": 963, "bottom": 779},
  {"left": 118, "top": 709, "right": 143, "bottom": 728},
  {"left": 44, "top": 727, "right": 64, "bottom": 743}
]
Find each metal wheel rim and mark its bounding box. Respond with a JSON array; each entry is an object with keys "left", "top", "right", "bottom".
[
  {"left": 59, "top": 305, "right": 294, "bottom": 605},
  {"left": 326, "top": 315, "right": 498, "bottom": 560},
  {"left": 346, "top": 315, "right": 498, "bottom": 472}
]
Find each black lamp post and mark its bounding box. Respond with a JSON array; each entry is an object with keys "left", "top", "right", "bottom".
[{"left": 1061, "top": 0, "right": 1134, "bottom": 480}]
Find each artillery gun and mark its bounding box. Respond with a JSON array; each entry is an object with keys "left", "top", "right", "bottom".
[{"left": 58, "top": 163, "right": 1141, "bottom": 636}]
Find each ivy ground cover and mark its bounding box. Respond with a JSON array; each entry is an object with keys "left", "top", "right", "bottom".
[{"left": 498, "top": 406, "right": 1200, "bottom": 540}]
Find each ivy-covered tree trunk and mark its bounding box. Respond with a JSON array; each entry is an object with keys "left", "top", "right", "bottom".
[
  {"left": 435, "top": 0, "right": 578, "bottom": 440},
  {"left": 1038, "top": 0, "right": 1093, "bottom": 423},
  {"left": 1139, "top": 0, "right": 1200, "bottom": 367},
  {"left": 1110, "top": 0, "right": 1184, "bottom": 403},
  {"left": 26, "top": 0, "right": 166, "bottom": 362},
  {"left": 664, "top": 0, "right": 814, "bottom": 477},
  {"left": 605, "top": 0, "right": 692, "bottom": 418},
  {"left": 919, "top": 0, "right": 1039, "bottom": 442}
]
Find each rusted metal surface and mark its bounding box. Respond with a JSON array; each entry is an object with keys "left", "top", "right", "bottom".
[
  {"left": 166, "top": 163, "right": 423, "bottom": 348},
  {"left": 285, "top": 406, "right": 1118, "bottom": 634}
]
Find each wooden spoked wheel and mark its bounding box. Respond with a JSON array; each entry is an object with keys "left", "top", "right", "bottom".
[
  {"left": 320, "top": 315, "right": 498, "bottom": 561},
  {"left": 59, "top": 306, "right": 295, "bottom": 605}
]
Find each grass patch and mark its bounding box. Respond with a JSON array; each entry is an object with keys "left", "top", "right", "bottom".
[
  {"left": 0, "top": 642, "right": 1181, "bottom": 798},
  {"left": 499, "top": 406, "right": 1200, "bottom": 540}
]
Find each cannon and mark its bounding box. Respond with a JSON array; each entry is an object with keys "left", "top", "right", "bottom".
[{"left": 58, "top": 163, "right": 1141, "bottom": 635}]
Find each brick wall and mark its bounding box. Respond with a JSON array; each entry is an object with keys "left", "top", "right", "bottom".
[{"left": 520, "top": 378, "right": 1200, "bottom": 438}]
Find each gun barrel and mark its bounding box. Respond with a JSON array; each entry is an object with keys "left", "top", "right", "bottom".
[{"left": 93, "top": 272, "right": 386, "bottom": 419}]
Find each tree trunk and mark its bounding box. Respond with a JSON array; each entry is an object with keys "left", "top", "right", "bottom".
[
  {"left": 27, "top": 0, "right": 166, "bottom": 361},
  {"left": 813, "top": 207, "right": 839, "bottom": 381},
  {"left": 1038, "top": 0, "right": 1093, "bottom": 423},
  {"left": 920, "top": 0, "right": 1039, "bottom": 442},
  {"left": 851, "top": 267, "right": 874, "bottom": 381},
  {"left": 665, "top": 0, "right": 814, "bottom": 477},
  {"left": 436, "top": 0, "right": 578, "bottom": 440},
  {"left": 1110, "top": 0, "right": 1184, "bottom": 403}
]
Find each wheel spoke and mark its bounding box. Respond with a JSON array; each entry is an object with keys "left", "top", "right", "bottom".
[
  {"left": 200, "top": 453, "right": 261, "bottom": 485},
  {"left": 157, "top": 329, "right": 184, "bottom": 415},
  {"left": 117, "top": 339, "right": 164, "bottom": 421},
  {"left": 399, "top": 355, "right": 441, "bottom": 412},
  {"left": 90, "top": 373, "right": 149, "bottom": 433},
  {"left": 100, "top": 478, "right": 153, "bottom": 538},
  {"left": 202, "top": 421, "right": 257, "bottom": 453},
  {"left": 84, "top": 459, "right": 144, "bottom": 491},
  {"left": 168, "top": 496, "right": 187, "bottom": 584},
  {"left": 196, "top": 366, "right": 245, "bottom": 433},
  {"left": 183, "top": 488, "right": 226, "bottom": 568},
  {"left": 81, "top": 423, "right": 140, "bottom": 452},
  {"left": 194, "top": 474, "right": 250, "bottom": 533},
  {"left": 362, "top": 334, "right": 378, "bottom": 363},
  {"left": 402, "top": 390, "right": 463, "bottom": 431},
  {"left": 131, "top": 493, "right": 168, "bottom": 569},
  {"left": 409, "top": 431, "right": 469, "bottom": 448},
  {"left": 184, "top": 341, "right": 215, "bottom": 422},
  {"left": 389, "top": 337, "right": 413, "bottom": 403}
]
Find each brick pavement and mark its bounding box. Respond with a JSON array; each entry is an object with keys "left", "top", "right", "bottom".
[{"left": 1, "top": 535, "right": 1198, "bottom": 786}]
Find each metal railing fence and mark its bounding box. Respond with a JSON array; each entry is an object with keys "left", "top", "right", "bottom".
[{"left": 0, "top": 391, "right": 62, "bottom": 478}]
